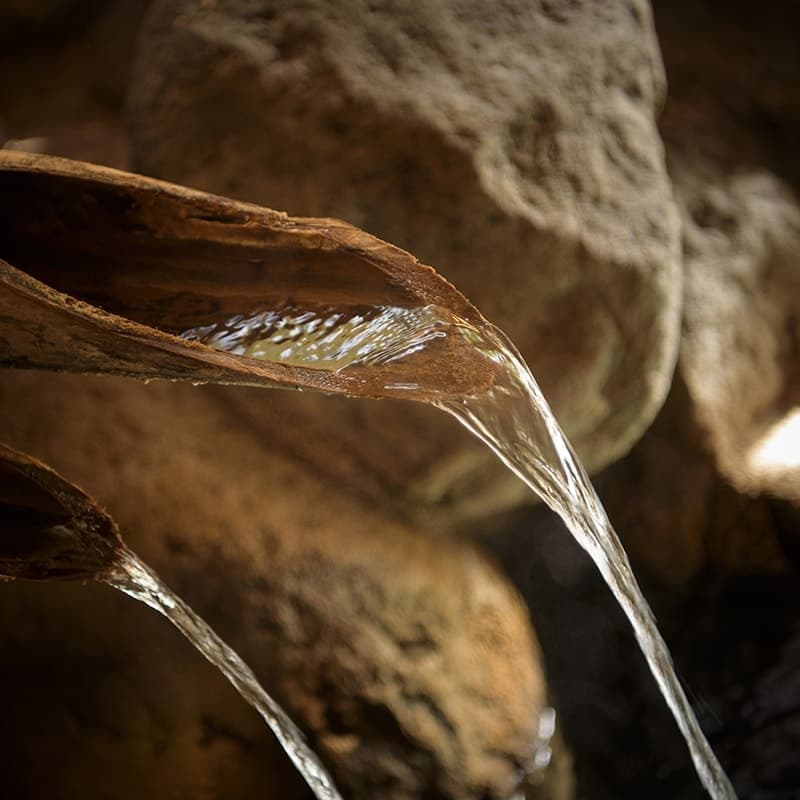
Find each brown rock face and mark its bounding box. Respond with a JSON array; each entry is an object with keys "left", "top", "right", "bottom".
[
  {"left": 675, "top": 161, "right": 800, "bottom": 504},
  {"left": 596, "top": 377, "right": 794, "bottom": 584},
  {"left": 127, "top": 0, "right": 682, "bottom": 519},
  {"left": 0, "top": 371, "right": 546, "bottom": 800},
  {"left": 656, "top": 0, "right": 800, "bottom": 508}
]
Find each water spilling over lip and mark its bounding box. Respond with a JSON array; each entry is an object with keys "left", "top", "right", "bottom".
[
  {"left": 432, "top": 322, "right": 736, "bottom": 800},
  {"left": 184, "top": 300, "right": 737, "bottom": 800}
]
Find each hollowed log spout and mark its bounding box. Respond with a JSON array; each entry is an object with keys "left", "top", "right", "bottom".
[
  {"left": 0, "top": 442, "right": 122, "bottom": 581},
  {"left": 0, "top": 152, "right": 497, "bottom": 401}
]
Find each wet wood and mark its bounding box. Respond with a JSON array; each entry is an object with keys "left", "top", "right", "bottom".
[
  {"left": 0, "top": 442, "right": 122, "bottom": 580},
  {"left": 0, "top": 152, "right": 498, "bottom": 401}
]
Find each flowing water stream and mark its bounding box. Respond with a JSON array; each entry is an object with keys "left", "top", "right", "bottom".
[
  {"left": 183, "top": 301, "right": 737, "bottom": 799},
  {"left": 104, "top": 547, "right": 343, "bottom": 800},
  {"left": 433, "top": 323, "right": 736, "bottom": 800}
]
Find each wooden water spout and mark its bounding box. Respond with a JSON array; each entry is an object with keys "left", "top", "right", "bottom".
[
  {"left": 0, "top": 442, "right": 122, "bottom": 581},
  {"left": 0, "top": 152, "right": 497, "bottom": 400},
  {"left": 0, "top": 441, "right": 343, "bottom": 800}
]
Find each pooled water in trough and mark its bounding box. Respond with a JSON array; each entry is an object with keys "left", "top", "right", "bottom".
[
  {"left": 105, "top": 547, "right": 342, "bottom": 800},
  {"left": 180, "top": 303, "right": 450, "bottom": 371},
  {"left": 183, "top": 302, "right": 736, "bottom": 799}
]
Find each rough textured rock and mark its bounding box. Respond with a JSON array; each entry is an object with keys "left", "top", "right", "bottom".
[
  {"left": 655, "top": 0, "right": 800, "bottom": 507},
  {"left": 127, "top": 0, "right": 682, "bottom": 520},
  {"left": 595, "top": 377, "right": 794, "bottom": 583},
  {"left": 0, "top": 370, "right": 548, "bottom": 800},
  {"left": 674, "top": 163, "right": 800, "bottom": 504}
]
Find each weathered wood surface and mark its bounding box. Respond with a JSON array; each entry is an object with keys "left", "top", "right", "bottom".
[
  {"left": 0, "top": 151, "right": 497, "bottom": 401},
  {"left": 0, "top": 442, "right": 122, "bottom": 580}
]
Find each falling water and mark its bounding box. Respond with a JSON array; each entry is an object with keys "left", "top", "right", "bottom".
[
  {"left": 432, "top": 322, "right": 736, "bottom": 800},
  {"left": 182, "top": 302, "right": 736, "bottom": 799},
  {"left": 104, "top": 547, "right": 342, "bottom": 800}
]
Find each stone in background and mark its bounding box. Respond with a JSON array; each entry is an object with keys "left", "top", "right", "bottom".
[
  {"left": 127, "top": 0, "right": 682, "bottom": 521},
  {"left": 0, "top": 371, "right": 549, "bottom": 800},
  {"left": 656, "top": 0, "right": 800, "bottom": 508}
]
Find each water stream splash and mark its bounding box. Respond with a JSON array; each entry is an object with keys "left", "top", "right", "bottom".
[
  {"left": 105, "top": 547, "right": 343, "bottom": 800},
  {"left": 183, "top": 302, "right": 737, "bottom": 799},
  {"left": 433, "top": 321, "right": 736, "bottom": 800}
]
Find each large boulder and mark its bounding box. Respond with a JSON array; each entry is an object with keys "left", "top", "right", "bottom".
[
  {"left": 127, "top": 0, "right": 682, "bottom": 520},
  {"left": 674, "top": 161, "right": 800, "bottom": 505},
  {"left": 0, "top": 370, "right": 549, "bottom": 800},
  {"left": 656, "top": 0, "right": 800, "bottom": 506},
  {"left": 595, "top": 377, "right": 794, "bottom": 583}
]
